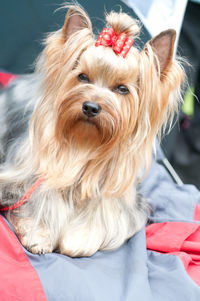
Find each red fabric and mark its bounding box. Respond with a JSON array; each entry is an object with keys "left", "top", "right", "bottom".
[
  {"left": 0, "top": 72, "right": 17, "bottom": 87},
  {"left": 194, "top": 203, "right": 200, "bottom": 221},
  {"left": 0, "top": 215, "right": 47, "bottom": 301},
  {"left": 146, "top": 221, "right": 200, "bottom": 286}
]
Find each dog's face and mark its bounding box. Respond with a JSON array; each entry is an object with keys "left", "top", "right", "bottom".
[
  {"left": 55, "top": 44, "right": 140, "bottom": 150},
  {"left": 31, "top": 7, "right": 184, "bottom": 195},
  {"left": 38, "top": 8, "right": 182, "bottom": 153}
]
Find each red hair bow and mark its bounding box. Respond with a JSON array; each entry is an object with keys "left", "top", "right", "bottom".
[{"left": 95, "top": 28, "right": 134, "bottom": 58}]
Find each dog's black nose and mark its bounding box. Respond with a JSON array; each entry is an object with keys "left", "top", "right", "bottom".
[{"left": 82, "top": 101, "right": 101, "bottom": 118}]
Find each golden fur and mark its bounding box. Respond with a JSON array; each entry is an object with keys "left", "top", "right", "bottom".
[{"left": 0, "top": 5, "right": 184, "bottom": 257}]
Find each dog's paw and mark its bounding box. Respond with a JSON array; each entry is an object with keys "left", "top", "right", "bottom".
[
  {"left": 20, "top": 234, "right": 54, "bottom": 255},
  {"left": 59, "top": 227, "right": 103, "bottom": 257},
  {"left": 26, "top": 244, "right": 53, "bottom": 255}
]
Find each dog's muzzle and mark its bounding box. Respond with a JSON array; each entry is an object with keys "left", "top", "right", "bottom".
[{"left": 82, "top": 101, "right": 102, "bottom": 118}]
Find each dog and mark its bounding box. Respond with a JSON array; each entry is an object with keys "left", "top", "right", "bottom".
[{"left": 0, "top": 5, "right": 184, "bottom": 257}]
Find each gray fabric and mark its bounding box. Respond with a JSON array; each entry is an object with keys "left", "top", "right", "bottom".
[
  {"left": 140, "top": 157, "right": 200, "bottom": 223},
  {"left": 29, "top": 231, "right": 151, "bottom": 301}
]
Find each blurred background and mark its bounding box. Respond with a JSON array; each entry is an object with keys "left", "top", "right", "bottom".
[
  {"left": 0, "top": 0, "right": 199, "bottom": 188},
  {"left": 0, "top": 0, "right": 149, "bottom": 74}
]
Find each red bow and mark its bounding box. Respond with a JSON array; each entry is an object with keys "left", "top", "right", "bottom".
[{"left": 95, "top": 28, "right": 134, "bottom": 58}]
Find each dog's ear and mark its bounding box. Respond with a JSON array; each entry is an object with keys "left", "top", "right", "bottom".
[
  {"left": 146, "top": 29, "right": 176, "bottom": 76},
  {"left": 62, "top": 6, "right": 92, "bottom": 41}
]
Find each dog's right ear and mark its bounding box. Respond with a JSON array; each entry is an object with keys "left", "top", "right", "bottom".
[
  {"left": 62, "top": 6, "right": 92, "bottom": 41},
  {"left": 145, "top": 29, "right": 176, "bottom": 78}
]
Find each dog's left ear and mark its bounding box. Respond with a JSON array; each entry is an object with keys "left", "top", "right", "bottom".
[
  {"left": 62, "top": 6, "right": 92, "bottom": 41},
  {"left": 146, "top": 29, "right": 176, "bottom": 76}
]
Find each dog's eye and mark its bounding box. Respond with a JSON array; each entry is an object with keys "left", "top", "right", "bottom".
[
  {"left": 114, "top": 85, "right": 129, "bottom": 95},
  {"left": 78, "top": 73, "right": 90, "bottom": 83}
]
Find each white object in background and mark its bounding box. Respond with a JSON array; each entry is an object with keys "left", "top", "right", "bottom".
[{"left": 122, "top": 0, "right": 188, "bottom": 42}]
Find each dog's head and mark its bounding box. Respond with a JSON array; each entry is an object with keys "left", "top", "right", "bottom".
[{"left": 31, "top": 5, "right": 184, "bottom": 195}]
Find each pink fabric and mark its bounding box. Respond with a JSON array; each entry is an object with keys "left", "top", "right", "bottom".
[
  {"left": 194, "top": 203, "right": 200, "bottom": 221},
  {"left": 0, "top": 215, "right": 47, "bottom": 301},
  {"left": 0, "top": 72, "right": 17, "bottom": 87},
  {"left": 146, "top": 221, "right": 200, "bottom": 286}
]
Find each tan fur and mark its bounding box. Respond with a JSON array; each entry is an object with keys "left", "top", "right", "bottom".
[{"left": 0, "top": 5, "right": 185, "bottom": 257}]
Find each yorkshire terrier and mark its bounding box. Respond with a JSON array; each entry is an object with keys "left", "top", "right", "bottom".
[{"left": 0, "top": 5, "right": 184, "bottom": 257}]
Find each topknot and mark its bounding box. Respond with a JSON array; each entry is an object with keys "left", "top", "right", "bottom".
[{"left": 105, "top": 11, "right": 141, "bottom": 40}]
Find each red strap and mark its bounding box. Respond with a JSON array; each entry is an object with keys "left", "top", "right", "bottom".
[{"left": 0, "top": 178, "right": 43, "bottom": 212}]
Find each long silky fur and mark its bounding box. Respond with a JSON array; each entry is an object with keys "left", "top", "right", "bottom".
[{"left": 0, "top": 5, "right": 184, "bottom": 256}]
